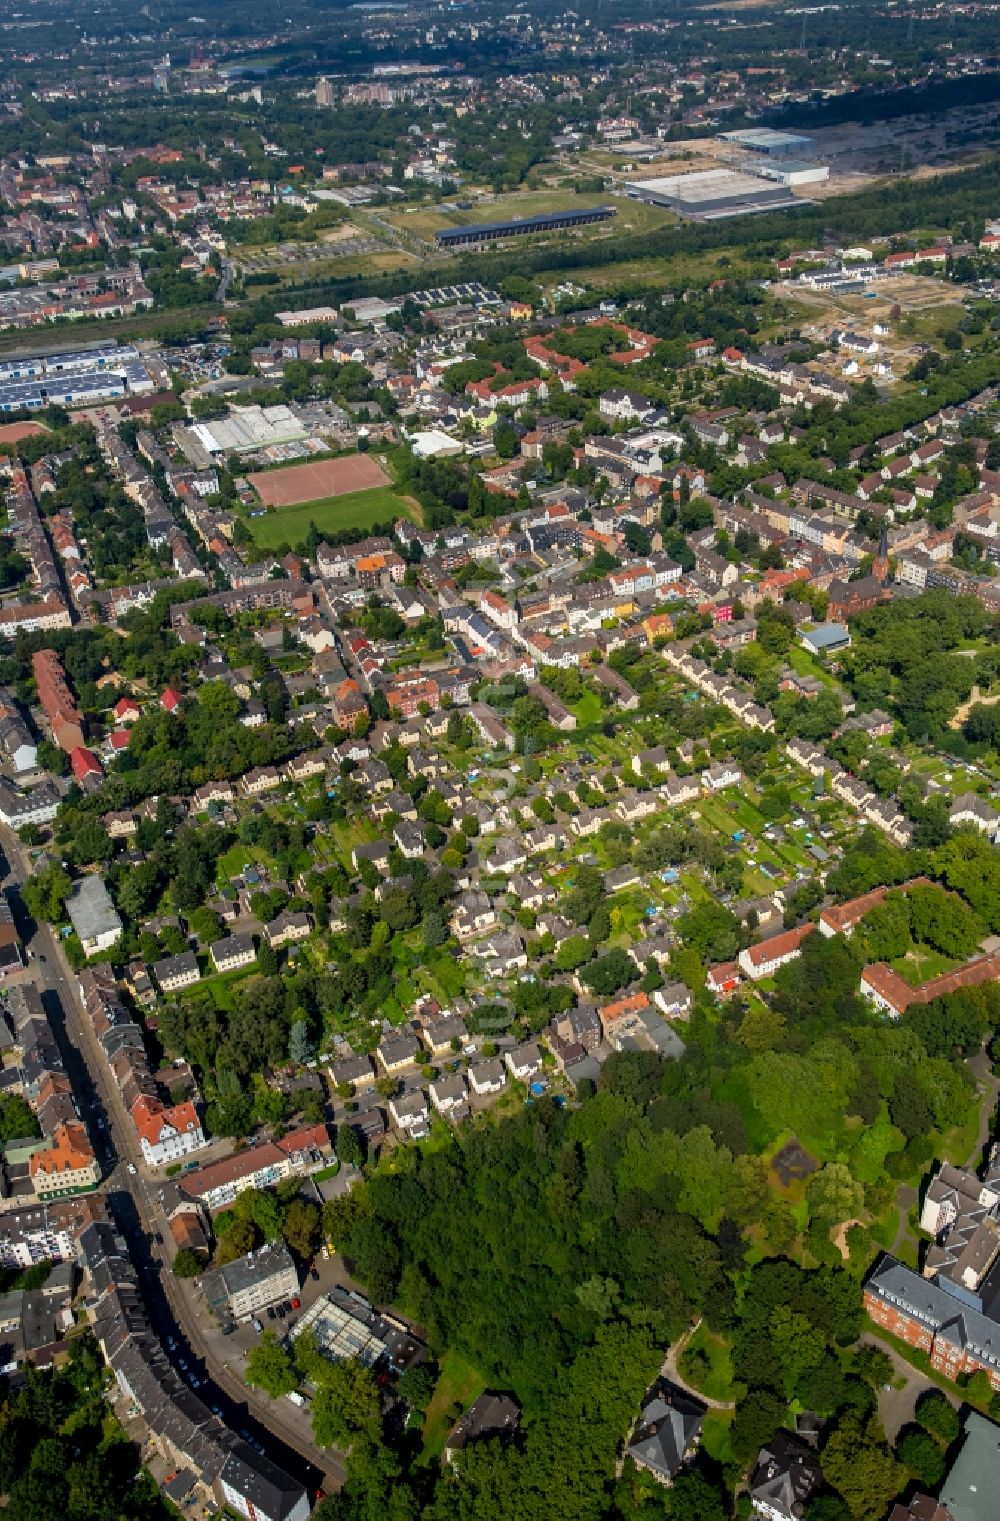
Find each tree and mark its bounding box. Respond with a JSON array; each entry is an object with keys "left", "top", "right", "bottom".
[
  {"left": 896, "top": 1427, "right": 946, "bottom": 1488},
  {"left": 554, "top": 934, "right": 592, "bottom": 973},
  {"left": 914, "top": 1388, "right": 960, "bottom": 1443},
  {"left": 283, "top": 1197, "right": 321, "bottom": 1261},
  {"left": 675, "top": 900, "right": 741, "bottom": 963},
  {"left": 345, "top": 1216, "right": 401, "bottom": 1302},
  {"left": 245, "top": 1333, "right": 297, "bottom": 1399},
  {"left": 859, "top": 897, "right": 911, "bottom": 962},
  {"left": 310, "top": 1360, "right": 381, "bottom": 1449},
  {"left": 396, "top": 1362, "right": 437, "bottom": 1411},
  {"left": 582, "top": 947, "right": 636, "bottom": 998},
  {"left": 889, "top": 1075, "right": 933, "bottom": 1142},
  {"left": 22, "top": 863, "right": 72, "bottom": 924},
  {"left": 172, "top": 1247, "right": 202, "bottom": 1278},
  {"left": 288, "top": 1019, "right": 314, "bottom": 1066},
  {"left": 819, "top": 1411, "right": 903, "bottom": 1521},
  {"left": 852, "top": 1346, "right": 893, "bottom": 1391},
  {"left": 732, "top": 1389, "right": 787, "bottom": 1464},
  {"left": 668, "top": 1468, "right": 730, "bottom": 1521},
  {"left": 337, "top": 1124, "right": 365, "bottom": 1169},
  {"left": 806, "top": 1164, "right": 866, "bottom": 1226}
]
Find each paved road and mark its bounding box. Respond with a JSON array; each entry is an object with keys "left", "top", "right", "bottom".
[
  {"left": 0, "top": 828, "right": 345, "bottom": 1491},
  {"left": 661, "top": 1320, "right": 736, "bottom": 1410},
  {"left": 863, "top": 1333, "right": 955, "bottom": 1441}
]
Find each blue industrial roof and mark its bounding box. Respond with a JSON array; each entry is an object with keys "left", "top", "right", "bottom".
[{"left": 802, "top": 622, "right": 850, "bottom": 650}]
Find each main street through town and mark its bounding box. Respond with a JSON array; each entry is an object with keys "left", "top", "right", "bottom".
[{"left": 0, "top": 824, "right": 346, "bottom": 1493}]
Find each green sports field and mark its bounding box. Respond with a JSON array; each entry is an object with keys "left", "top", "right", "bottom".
[{"left": 247, "top": 485, "right": 416, "bottom": 547}]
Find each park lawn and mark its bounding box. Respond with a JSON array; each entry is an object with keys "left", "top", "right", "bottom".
[
  {"left": 679, "top": 1324, "right": 744, "bottom": 1404},
  {"left": 248, "top": 486, "right": 416, "bottom": 548},
  {"left": 785, "top": 642, "right": 842, "bottom": 691},
  {"left": 937, "top": 1095, "right": 985, "bottom": 1171},
  {"left": 419, "top": 1349, "right": 487, "bottom": 1462}
]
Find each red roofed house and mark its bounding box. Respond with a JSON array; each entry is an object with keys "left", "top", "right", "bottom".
[
  {"left": 738, "top": 923, "right": 814, "bottom": 981},
  {"left": 861, "top": 952, "right": 1000, "bottom": 1019},
  {"left": 818, "top": 878, "right": 933, "bottom": 938},
  {"left": 467, "top": 375, "right": 549, "bottom": 407},
  {"left": 598, "top": 990, "right": 650, "bottom": 1046},
  {"left": 70, "top": 746, "right": 102, "bottom": 784},
  {"left": 113, "top": 696, "right": 141, "bottom": 725},
  {"left": 160, "top": 687, "right": 183, "bottom": 713},
  {"left": 130, "top": 1095, "right": 206, "bottom": 1168},
  {"left": 884, "top": 251, "right": 916, "bottom": 271},
  {"left": 107, "top": 729, "right": 131, "bottom": 753},
  {"left": 30, "top": 1121, "right": 100, "bottom": 1199},
  {"left": 707, "top": 962, "right": 742, "bottom": 996}
]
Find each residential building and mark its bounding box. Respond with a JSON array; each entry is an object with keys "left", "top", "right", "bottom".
[
  {"left": 30, "top": 1121, "right": 100, "bottom": 1198},
  {"left": 626, "top": 1379, "right": 705, "bottom": 1485},
  {"left": 939, "top": 1411, "right": 1000, "bottom": 1521},
  {"left": 152, "top": 951, "right": 201, "bottom": 992},
  {"left": 750, "top": 1432, "right": 822, "bottom": 1521},
  {"left": 131, "top": 1096, "right": 206, "bottom": 1168},
  {"left": 738, "top": 924, "right": 814, "bottom": 981},
  {"left": 65, "top": 876, "right": 122, "bottom": 957},
  {"left": 203, "top": 1241, "right": 299, "bottom": 1321},
  {"left": 210, "top": 934, "right": 256, "bottom": 974},
  {"left": 443, "top": 1393, "right": 520, "bottom": 1465},
  {"left": 218, "top": 1450, "right": 310, "bottom": 1521},
  {"left": 864, "top": 1255, "right": 1000, "bottom": 1391},
  {"left": 505, "top": 1042, "right": 542, "bottom": 1082},
  {"left": 181, "top": 1125, "right": 332, "bottom": 1212}
]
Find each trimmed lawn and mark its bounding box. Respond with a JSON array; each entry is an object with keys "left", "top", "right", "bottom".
[
  {"left": 215, "top": 842, "right": 275, "bottom": 884},
  {"left": 248, "top": 485, "right": 416, "bottom": 548},
  {"left": 419, "top": 1350, "right": 487, "bottom": 1462},
  {"left": 200, "top": 965, "right": 258, "bottom": 1011},
  {"left": 700, "top": 1408, "right": 737, "bottom": 1466},
  {"left": 571, "top": 690, "right": 604, "bottom": 726},
  {"left": 678, "top": 1324, "right": 744, "bottom": 1404},
  {"left": 890, "top": 945, "right": 961, "bottom": 986}
]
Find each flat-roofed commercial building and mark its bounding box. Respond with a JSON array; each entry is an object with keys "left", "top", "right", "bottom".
[{"left": 624, "top": 169, "right": 801, "bottom": 221}]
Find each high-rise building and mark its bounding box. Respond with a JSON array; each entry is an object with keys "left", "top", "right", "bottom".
[{"left": 315, "top": 76, "right": 334, "bottom": 107}]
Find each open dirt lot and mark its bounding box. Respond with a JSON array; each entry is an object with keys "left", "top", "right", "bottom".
[
  {"left": 248, "top": 452, "right": 390, "bottom": 507},
  {"left": 0, "top": 420, "right": 47, "bottom": 447}
]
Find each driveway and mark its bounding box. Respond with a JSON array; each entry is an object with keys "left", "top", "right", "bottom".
[{"left": 863, "top": 1334, "right": 955, "bottom": 1441}]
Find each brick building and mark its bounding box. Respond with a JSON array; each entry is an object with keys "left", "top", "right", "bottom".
[{"left": 864, "top": 1255, "right": 1000, "bottom": 1391}]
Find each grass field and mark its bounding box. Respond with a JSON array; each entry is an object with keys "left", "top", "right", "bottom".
[
  {"left": 383, "top": 189, "right": 612, "bottom": 240},
  {"left": 382, "top": 188, "right": 677, "bottom": 246},
  {"left": 419, "top": 1350, "right": 486, "bottom": 1462},
  {"left": 248, "top": 485, "right": 416, "bottom": 547}
]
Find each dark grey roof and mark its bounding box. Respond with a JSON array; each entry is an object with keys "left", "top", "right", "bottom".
[
  {"left": 215, "top": 1241, "right": 296, "bottom": 1298},
  {"left": 446, "top": 1391, "right": 520, "bottom": 1455},
  {"left": 626, "top": 1380, "right": 705, "bottom": 1480},
  {"left": 220, "top": 1444, "right": 306, "bottom": 1521},
  {"left": 750, "top": 1431, "right": 822, "bottom": 1520}
]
